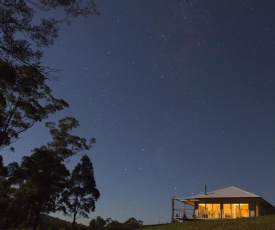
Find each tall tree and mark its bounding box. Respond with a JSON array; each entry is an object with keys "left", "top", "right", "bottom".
[
  {"left": 45, "top": 117, "right": 96, "bottom": 160},
  {"left": 89, "top": 216, "right": 106, "bottom": 229},
  {"left": 105, "top": 220, "right": 123, "bottom": 230},
  {"left": 0, "top": 155, "right": 11, "bottom": 229},
  {"left": 123, "top": 217, "right": 143, "bottom": 229},
  {"left": 0, "top": 0, "right": 100, "bottom": 67},
  {"left": 0, "top": 157, "right": 24, "bottom": 229},
  {"left": 62, "top": 155, "right": 100, "bottom": 229},
  {"left": 6, "top": 116, "right": 95, "bottom": 229},
  {"left": 0, "top": 62, "right": 68, "bottom": 150},
  {"left": 0, "top": 0, "right": 100, "bottom": 151},
  {"left": 10, "top": 149, "right": 69, "bottom": 230}
]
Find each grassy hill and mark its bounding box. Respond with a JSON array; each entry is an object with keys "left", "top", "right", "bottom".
[
  {"left": 39, "top": 214, "right": 89, "bottom": 229},
  {"left": 141, "top": 215, "right": 275, "bottom": 230}
]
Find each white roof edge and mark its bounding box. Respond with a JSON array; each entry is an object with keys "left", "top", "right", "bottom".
[{"left": 178, "top": 186, "right": 262, "bottom": 200}]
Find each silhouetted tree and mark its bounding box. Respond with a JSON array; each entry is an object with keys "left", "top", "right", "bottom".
[
  {"left": 62, "top": 155, "right": 100, "bottom": 229},
  {"left": 9, "top": 149, "right": 69, "bottom": 230},
  {"left": 105, "top": 220, "right": 123, "bottom": 230},
  {"left": 0, "top": 0, "right": 100, "bottom": 67},
  {"left": 7, "top": 116, "right": 95, "bottom": 229},
  {"left": 89, "top": 217, "right": 144, "bottom": 230},
  {"left": 0, "top": 159, "right": 26, "bottom": 228},
  {"left": 0, "top": 62, "right": 68, "bottom": 150},
  {"left": 0, "top": 155, "right": 12, "bottom": 228},
  {"left": 123, "top": 217, "right": 143, "bottom": 229},
  {"left": 45, "top": 117, "right": 96, "bottom": 160},
  {"left": 89, "top": 216, "right": 106, "bottom": 229},
  {"left": 0, "top": 0, "right": 100, "bottom": 151}
]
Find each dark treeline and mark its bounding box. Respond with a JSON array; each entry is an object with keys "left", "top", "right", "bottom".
[
  {"left": 0, "top": 1, "right": 101, "bottom": 229},
  {"left": 0, "top": 1, "right": 144, "bottom": 229},
  {"left": 28, "top": 215, "right": 144, "bottom": 230},
  {"left": 0, "top": 118, "right": 100, "bottom": 230},
  {"left": 89, "top": 216, "right": 143, "bottom": 230}
]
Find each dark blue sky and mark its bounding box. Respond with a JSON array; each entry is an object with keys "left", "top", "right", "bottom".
[{"left": 4, "top": 0, "right": 275, "bottom": 225}]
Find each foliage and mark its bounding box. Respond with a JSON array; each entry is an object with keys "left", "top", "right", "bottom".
[
  {"left": 62, "top": 155, "right": 100, "bottom": 229},
  {"left": 0, "top": 116, "right": 97, "bottom": 229},
  {"left": 0, "top": 155, "right": 12, "bottom": 229},
  {"left": 9, "top": 148, "right": 69, "bottom": 229},
  {"left": 0, "top": 0, "right": 100, "bottom": 67},
  {"left": 89, "top": 217, "right": 143, "bottom": 230},
  {"left": 0, "top": 1, "right": 101, "bottom": 229},
  {"left": 105, "top": 220, "right": 123, "bottom": 230},
  {"left": 89, "top": 216, "right": 106, "bottom": 229},
  {"left": 45, "top": 117, "right": 96, "bottom": 160},
  {"left": 123, "top": 217, "right": 143, "bottom": 229},
  {"left": 0, "top": 62, "right": 68, "bottom": 150},
  {"left": 0, "top": 0, "right": 100, "bottom": 151}
]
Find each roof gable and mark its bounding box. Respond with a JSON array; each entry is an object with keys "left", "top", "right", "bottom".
[{"left": 187, "top": 186, "right": 260, "bottom": 199}]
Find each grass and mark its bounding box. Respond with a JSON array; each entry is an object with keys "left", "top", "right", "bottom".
[{"left": 140, "top": 215, "right": 275, "bottom": 230}]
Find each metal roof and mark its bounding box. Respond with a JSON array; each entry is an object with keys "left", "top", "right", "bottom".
[{"left": 178, "top": 186, "right": 260, "bottom": 201}]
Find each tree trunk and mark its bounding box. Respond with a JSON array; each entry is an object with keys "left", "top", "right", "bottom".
[
  {"left": 71, "top": 212, "right": 77, "bottom": 229},
  {"left": 32, "top": 210, "right": 40, "bottom": 230},
  {"left": 25, "top": 208, "right": 33, "bottom": 227}
]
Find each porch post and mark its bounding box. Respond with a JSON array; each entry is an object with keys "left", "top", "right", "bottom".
[
  {"left": 220, "top": 203, "right": 223, "bottom": 219},
  {"left": 184, "top": 203, "right": 186, "bottom": 218},
  {"left": 193, "top": 197, "right": 195, "bottom": 220},
  {"left": 171, "top": 196, "right": 175, "bottom": 222}
]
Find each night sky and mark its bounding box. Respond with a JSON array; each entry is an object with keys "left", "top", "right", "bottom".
[{"left": 3, "top": 0, "right": 275, "bottom": 225}]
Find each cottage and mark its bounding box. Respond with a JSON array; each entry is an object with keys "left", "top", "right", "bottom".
[{"left": 172, "top": 186, "right": 275, "bottom": 221}]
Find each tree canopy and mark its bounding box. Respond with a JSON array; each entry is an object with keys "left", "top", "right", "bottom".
[
  {"left": 0, "top": 0, "right": 100, "bottom": 151},
  {"left": 0, "top": 62, "right": 68, "bottom": 150},
  {"left": 1, "top": 117, "right": 98, "bottom": 230},
  {"left": 63, "top": 155, "right": 100, "bottom": 229},
  {"left": 10, "top": 149, "right": 69, "bottom": 229},
  {"left": 0, "top": 0, "right": 100, "bottom": 67},
  {"left": 0, "top": 1, "right": 101, "bottom": 229},
  {"left": 45, "top": 117, "right": 96, "bottom": 160},
  {"left": 89, "top": 217, "right": 143, "bottom": 230},
  {"left": 89, "top": 216, "right": 106, "bottom": 229}
]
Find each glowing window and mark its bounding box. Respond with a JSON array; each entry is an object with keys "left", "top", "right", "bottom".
[
  {"left": 224, "top": 203, "right": 249, "bottom": 218},
  {"left": 198, "top": 204, "right": 220, "bottom": 218}
]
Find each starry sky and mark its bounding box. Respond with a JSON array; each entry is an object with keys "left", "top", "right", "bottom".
[{"left": 3, "top": 0, "right": 275, "bottom": 226}]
